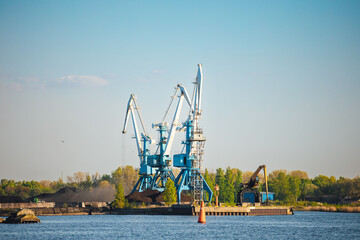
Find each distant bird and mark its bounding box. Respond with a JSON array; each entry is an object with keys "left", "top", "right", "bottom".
[{"left": 61, "top": 140, "right": 64, "bottom": 143}]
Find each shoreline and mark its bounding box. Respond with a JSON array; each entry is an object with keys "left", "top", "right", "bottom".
[
  {"left": 1, "top": 205, "right": 359, "bottom": 217},
  {"left": 294, "top": 206, "right": 360, "bottom": 213},
  {"left": 0, "top": 207, "right": 107, "bottom": 217},
  {"left": 1, "top": 205, "right": 293, "bottom": 217}
]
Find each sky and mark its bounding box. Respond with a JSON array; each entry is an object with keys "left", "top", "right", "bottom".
[{"left": 0, "top": 0, "right": 359, "bottom": 181}]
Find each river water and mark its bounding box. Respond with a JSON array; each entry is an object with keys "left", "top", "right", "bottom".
[{"left": 1, "top": 211, "right": 359, "bottom": 239}]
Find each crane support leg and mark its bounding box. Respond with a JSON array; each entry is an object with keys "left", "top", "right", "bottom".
[
  {"left": 200, "top": 173, "right": 213, "bottom": 203},
  {"left": 175, "top": 170, "right": 189, "bottom": 203},
  {"left": 175, "top": 169, "right": 213, "bottom": 204},
  {"left": 151, "top": 168, "right": 176, "bottom": 192},
  {"left": 131, "top": 175, "right": 153, "bottom": 194}
]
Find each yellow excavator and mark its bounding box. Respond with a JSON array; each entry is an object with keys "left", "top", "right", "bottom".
[{"left": 236, "top": 165, "right": 269, "bottom": 206}]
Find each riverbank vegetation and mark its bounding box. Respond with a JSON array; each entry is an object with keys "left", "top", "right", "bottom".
[
  {"left": 1, "top": 166, "right": 359, "bottom": 208},
  {"left": 204, "top": 168, "right": 359, "bottom": 206},
  {"left": 0, "top": 166, "right": 138, "bottom": 201}
]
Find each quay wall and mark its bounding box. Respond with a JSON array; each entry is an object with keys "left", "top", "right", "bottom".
[
  {"left": 0, "top": 203, "right": 293, "bottom": 216},
  {"left": 0, "top": 202, "right": 55, "bottom": 209},
  {"left": 0, "top": 207, "right": 108, "bottom": 216},
  {"left": 0, "top": 202, "right": 108, "bottom": 209},
  {"left": 114, "top": 205, "right": 293, "bottom": 216},
  {"left": 193, "top": 206, "right": 293, "bottom": 216}
]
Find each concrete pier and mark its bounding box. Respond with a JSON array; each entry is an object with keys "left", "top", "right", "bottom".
[
  {"left": 193, "top": 206, "right": 293, "bottom": 216},
  {"left": 194, "top": 206, "right": 249, "bottom": 215}
]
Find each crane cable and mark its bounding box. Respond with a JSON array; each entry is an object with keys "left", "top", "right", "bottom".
[
  {"left": 162, "top": 87, "right": 179, "bottom": 123},
  {"left": 121, "top": 134, "right": 125, "bottom": 167}
]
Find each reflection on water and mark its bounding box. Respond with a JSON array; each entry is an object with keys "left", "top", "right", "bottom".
[{"left": 1, "top": 211, "right": 359, "bottom": 239}]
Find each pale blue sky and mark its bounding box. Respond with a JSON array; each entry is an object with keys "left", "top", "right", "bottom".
[{"left": 0, "top": 0, "right": 359, "bottom": 180}]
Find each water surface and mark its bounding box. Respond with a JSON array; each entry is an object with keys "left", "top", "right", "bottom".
[{"left": 1, "top": 211, "right": 359, "bottom": 239}]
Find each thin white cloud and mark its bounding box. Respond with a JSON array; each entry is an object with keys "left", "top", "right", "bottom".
[{"left": 59, "top": 75, "right": 108, "bottom": 87}]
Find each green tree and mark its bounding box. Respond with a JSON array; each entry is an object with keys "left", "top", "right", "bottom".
[
  {"left": 269, "top": 169, "right": 288, "bottom": 181},
  {"left": 288, "top": 176, "right": 301, "bottom": 202},
  {"left": 111, "top": 167, "right": 122, "bottom": 185},
  {"left": 289, "top": 170, "right": 308, "bottom": 179},
  {"left": 299, "top": 178, "right": 312, "bottom": 200},
  {"left": 333, "top": 177, "right": 360, "bottom": 200},
  {"left": 112, "top": 166, "right": 138, "bottom": 195},
  {"left": 163, "top": 180, "right": 177, "bottom": 206},
  {"left": 312, "top": 175, "right": 335, "bottom": 196},
  {"left": 203, "top": 169, "right": 214, "bottom": 202},
  {"left": 215, "top": 168, "right": 226, "bottom": 202},
  {"left": 233, "top": 169, "right": 242, "bottom": 201},
  {"left": 269, "top": 172, "right": 291, "bottom": 202},
  {"left": 312, "top": 175, "right": 332, "bottom": 188},
  {"left": 112, "top": 182, "right": 127, "bottom": 209},
  {"left": 223, "top": 167, "right": 235, "bottom": 203}
]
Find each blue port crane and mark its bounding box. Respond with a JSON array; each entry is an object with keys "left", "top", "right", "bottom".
[
  {"left": 173, "top": 64, "right": 213, "bottom": 203},
  {"left": 149, "top": 84, "right": 192, "bottom": 191},
  {"left": 122, "top": 86, "right": 192, "bottom": 193},
  {"left": 122, "top": 64, "right": 213, "bottom": 203},
  {"left": 122, "top": 94, "right": 154, "bottom": 192}
]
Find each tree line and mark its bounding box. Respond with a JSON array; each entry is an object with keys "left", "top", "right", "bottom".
[
  {"left": 204, "top": 168, "right": 360, "bottom": 205},
  {"left": 0, "top": 166, "right": 138, "bottom": 200},
  {"left": 1, "top": 166, "right": 359, "bottom": 205}
]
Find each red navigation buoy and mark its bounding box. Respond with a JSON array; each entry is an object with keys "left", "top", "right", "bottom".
[{"left": 198, "top": 200, "right": 206, "bottom": 224}]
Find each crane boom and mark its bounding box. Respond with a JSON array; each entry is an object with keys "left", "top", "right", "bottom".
[
  {"left": 122, "top": 95, "right": 133, "bottom": 134},
  {"left": 188, "top": 64, "right": 203, "bottom": 128},
  {"left": 196, "top": 64, "right": 203, "bottom": 114},
  {"left": 163, "top": 84, "right": 192, "bottom": 156},
  {"left": 122, "top": 94, "right": 148, "bottom": 162}
]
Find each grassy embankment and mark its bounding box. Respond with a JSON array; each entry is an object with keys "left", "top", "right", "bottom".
[
  {"left": 201, "top": 201, "right": 360, "bottom": 213},
  {"left": 270, "top": 200, "right": 360, "bottom": 213}
]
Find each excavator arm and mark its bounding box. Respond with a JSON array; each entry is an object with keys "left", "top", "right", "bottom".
[
  {"left": 248, "top": 165, "right": 266, "bottom": 188},
  {"left": 237, "top": 165, "right": 269, "bottom": 205}
]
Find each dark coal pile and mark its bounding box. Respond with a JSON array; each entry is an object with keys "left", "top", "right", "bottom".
[
  {"left": 126, "top": 189, "right": 193, "bottom": 203},
  {"left": 33, "top": 186, "right": 115, "bottom": 202},
  {"left": 126, "top": 189, "right": 162, "bottom": 203},
  {"left": 0, "top": 196, "right": 25, "bottom": 203}
]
